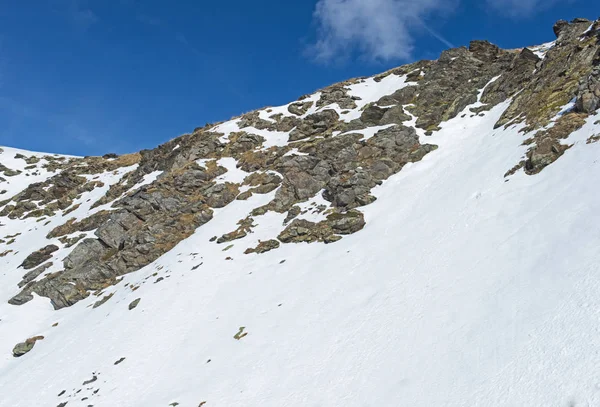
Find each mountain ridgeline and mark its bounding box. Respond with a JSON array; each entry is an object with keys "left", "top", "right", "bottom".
[{"left": 1, "top": 18, "right": 598, "bottom": 310}]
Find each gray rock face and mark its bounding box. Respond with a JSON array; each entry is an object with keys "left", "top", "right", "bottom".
[
  {"left": 19, "top": 245, "right": 59, "bottom": 270},
  {"left": 288, "top": 101, "right": 313, "bottom": 116},
  {"left": 316, "top": 85, "right": 358, "bottom": 110},
  {"left": 289, "top": 110, "right": 340, "bottom": 141},
  {"left": 8, "top": 291, "right": 34, "bottom": 306},
  {"left": 244, "top": 239, "right": 280, "bottom": 254},
  {"left": 409, "top": 45, "right": 514, "bottom": 132},
  {"left": 227, "top": 132, "right": 265, "bottom": 155},
  {"left": 321, "top": 125, "right": 435, "bottom": 209},
  {"left": 553, "top": 20, "right": 569, "bottom": 37},
  {"left": 493, "top": 18, "right": 599, "bottom": 131},
  {"left": 575, "top": 67, "right": 600, "bottom": 114},
  {"left": 360, "top": 105, "right": 388, "bottom": 126},
  {"left": 278, "top": 210, "right": 365, "bottom": 243},
  {"left": 63, "top": 239, "right": 107, "bottom": 269},
  {"left": 376, "top": 86, "right": 418, "bottom": 107},
  {"left": 96, "top": 211, "right": 142, "bottom": 249},
  {"left": 481, "top": 48, "right": 541, "bottom": 109},
  {"left": 327, "top": 211, "right": 366, "bottom": 234},
  {"left": 380, "top": 106, "right": 412, "bottom": 125},
  {"left": 18, "top": 262, "right": 53, "bottom": 288},
  {"left": 469, "top": 40, "right": 502, "bottom": 62}
]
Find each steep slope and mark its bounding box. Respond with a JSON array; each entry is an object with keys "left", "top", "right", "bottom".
[{"left": 0, "top": 18, "right": 600, "bottom": 407}]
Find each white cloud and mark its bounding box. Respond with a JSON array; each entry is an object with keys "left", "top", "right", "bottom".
[{"left": 309, "top": 0, "right": 454, "bottom": 62}]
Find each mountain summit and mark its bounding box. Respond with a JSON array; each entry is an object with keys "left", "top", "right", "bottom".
[{"left": 1, "top": 18, "right": 600, "bottom": 407}]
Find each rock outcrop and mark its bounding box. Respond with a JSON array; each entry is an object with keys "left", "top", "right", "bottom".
[{"left": 2, "top": 17, "right": 600, "bottom": 311}]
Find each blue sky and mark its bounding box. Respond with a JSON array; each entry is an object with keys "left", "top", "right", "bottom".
[{"left": 0, "top": 1, "right": 597, "bottom": 156}]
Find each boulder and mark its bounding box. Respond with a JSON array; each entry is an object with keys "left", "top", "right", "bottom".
[
  {"left": 12, "top": 336, "right": 44, "bottom": 357},
  {"left": 129, "top": 298, "right": 141, "bottom": 310}
]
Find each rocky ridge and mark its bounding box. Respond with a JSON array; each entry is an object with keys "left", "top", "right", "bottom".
[{"left": 0, "top": 17, "right": 598, "bottom": 312}]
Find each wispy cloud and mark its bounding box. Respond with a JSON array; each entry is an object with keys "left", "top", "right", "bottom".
[{"left": 308, "top": 0, "right": 455, "bottom": 63}]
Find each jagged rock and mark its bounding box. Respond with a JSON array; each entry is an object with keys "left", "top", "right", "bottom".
[
  {"left": 572, "top": 18, "right": 591, "bottom": 24},
  {"left": 316, "top": 85, "right": 358, "bottom": 109},
  {"left": 278, "top": 210, "right": 365, "bottom": 243},
  {"left": 482, "top": 48, "right": 541, "bottom": 108},
  {"left": 12, "top": 336, "right": 44, "bottom": 357},
  {"left": 380, "top": 105, "right": 412, "bottom": 124},
  {"left": 360, "top": 105, "right": 388, "bottom": 126},
  {"left": 63, "top": 239, "right": 108, "bottom": 269},
  {"left": 35, "top": 273, "right": 94, "bottom": 309},
  {"left": 523, "top": 113, "right": 586, "bottom": 174},
  {"left": 20, "top": 245, "right": 59, "bottom": 270},
  {"left": 575, "top": 67, "right": 600, "bottom": 114},
  {"left": 376, "top": 86, "right": 418, "bottom": 106},
  {"left": 225, "top": 132, "right": 266, "bottom": 155},
  {"left": 237, "top": 111, "right": 273, "bottom": 130},
  {"left": 236, "top": 190, "right": 253, "bottom": 200},
  {"left": 469, "top": 40, "right": 501, "bottom": 62},
  {"left": 326, "top": 210, "right": 366, "bottom": 234},
  {"left": 12, "top": 210, "right": 215, "bottom": 307},
  {"left": 0, "top": 167, "right": 21, "bottom": 177},
  {"left": 553, "top": 20, "right": 569, "bottom": 37},
  {"left": 58, "top": 234, "right": 86, "bottom": 248},
  {"left": 93, "top": 292, "right": 114, "bottom": 308},
  {"left": 48, "top": 211, "right": 113, "bottom": 238},
  {"left": 244, "top": 239, "right": 280, "bottom": 254},
  {"left": 24, "top": 156, "right": 40, "bottom": 164},
  {"left": 18, "top": 262, "right": 53, "bottom": 288},
  {"left": 410, "top": 45, "right": 514, "bottom": 132},
  {"left": 204, "top": 183, "right": 239, "bottom": 208},
  {"left": 217, "top": 217, "right": 254, "bottom": 244},
  {"left": 289, "top": 110, "right": 340, "bottom": 141},
  {"left": 495, "top": 20, "right": 599, "bottom": 130},
  {"left": 8, "top": 291, "right": 34, "bottom": 306},
  {"left": 283, "top": 206, "right": 301, "bottom": 224},
  {"left": 288, "top": 101, "right": 313, "bottom": 116},
  {"left": 272, "top": 115, "right": 301, "bottom": 132},
  {"left": 323, "top": 125, "right": 435, "bottom": 208},
  {"left": 95, "top": 211, "right": 143, "bottom": 249}
]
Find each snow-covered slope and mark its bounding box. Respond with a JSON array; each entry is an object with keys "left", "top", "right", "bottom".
[{"left": 1, "top": 18, "right": 600, "bottom": 407}]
